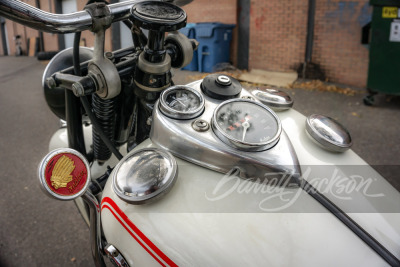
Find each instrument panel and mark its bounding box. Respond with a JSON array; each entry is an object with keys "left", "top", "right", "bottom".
[{"left": 150, "top": 75, "right": 300, "bottom": 186}]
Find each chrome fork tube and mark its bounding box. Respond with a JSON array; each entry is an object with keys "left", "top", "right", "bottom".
[{"left": 81, "top": 191, "right": 106, "bottom": 267}]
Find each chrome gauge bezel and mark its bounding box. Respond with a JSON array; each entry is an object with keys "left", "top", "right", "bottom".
[
  {"left": 212, "top": 99, "right": 282, "bottom": 152},
  {"left": 159, "top": 85, "right": 205, "bottom": 120}
]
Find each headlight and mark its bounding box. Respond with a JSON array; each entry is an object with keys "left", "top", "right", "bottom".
[{"left": 112, "top": 148, "right": 178, "bottom": 204}]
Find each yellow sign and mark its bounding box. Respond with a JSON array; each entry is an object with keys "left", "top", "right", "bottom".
[{"left": 382, "top": 7, "right": 398, "bottom": 18}]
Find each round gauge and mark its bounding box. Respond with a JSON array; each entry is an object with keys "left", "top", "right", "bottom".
[
  {"left": 212, "top": 99, "right": 282, "bottom": 151},
  {"left": 159, "top": 85, "right": 205, "bottom": 119}
]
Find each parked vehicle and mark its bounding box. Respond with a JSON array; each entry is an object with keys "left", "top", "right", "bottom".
[{"left": 0, "top": 0, "right": 399, "bottom": 266}]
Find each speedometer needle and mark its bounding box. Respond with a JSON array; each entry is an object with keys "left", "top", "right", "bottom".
[
  {"left": 172, "top": 96, "right": 187, "bottom": 107},
  {"left": 241, "top": 117, "right": 250, "bottom": 142}
]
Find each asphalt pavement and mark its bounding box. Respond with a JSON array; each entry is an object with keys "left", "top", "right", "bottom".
[
  {"left": 0, "top": 56, "right": 399, "bottom": 266},
  {"left": 0, "top": 57, "right": 92, "bottom": 266}
]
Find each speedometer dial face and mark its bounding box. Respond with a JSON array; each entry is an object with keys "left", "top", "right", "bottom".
[
  {"left": 212, "top": 99, "right": 282, "bottom": 151},
  {"left": 160, "top": 85, "right": 205, "bottom": 119}
]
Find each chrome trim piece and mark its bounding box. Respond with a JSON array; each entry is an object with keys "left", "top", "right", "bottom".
[
  {"left": 38, "top": 148, "right": 91, "bottom": 201},
  {"left": 305, "top": 114, "right": 352, "bottom": 153},
  {"left": 251, "top": 88, "right": 293, "bottom": 111},
  {"left": 112, "top": 148, "right": 178, "bottom": 204},
  {"left": 81, "top": 191, "right": 106, "bottom": 267},
  {"left": 211, "top": 99, "right": 282, "bottom": 152},
  {"left": 59, "top": 120, "right": 67, "bottom": 128},
  {"left": 105, "top": 244, "right": 130, "bottom": 267},
  {"left": 159, "top": 85, "right": 205, "bottom": 120},
  {"left": 150, "top": 80, "right": 301, "bottom": 186}
]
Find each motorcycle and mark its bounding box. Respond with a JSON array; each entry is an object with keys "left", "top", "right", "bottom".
[{"left": 1, "top": 0, "right": 399, "bottom": 266}]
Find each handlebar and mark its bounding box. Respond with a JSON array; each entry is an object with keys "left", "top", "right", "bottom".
[{"left": 0, "top": 0, "right": 188, "bottom": 34}]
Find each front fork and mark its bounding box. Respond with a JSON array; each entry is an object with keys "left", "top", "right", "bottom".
[{"left": 42, "top": 2, "right": 197, "bottom": 266}]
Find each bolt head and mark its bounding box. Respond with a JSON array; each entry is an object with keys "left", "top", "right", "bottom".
[
  {"left": 72, "top": 83, "right": 84, "bottom": 97},
  {"left": 192, "top": 119, "right": 209, "bottom": 132},
  {"left": 146, "top": 117, "right": 153, "bottom": 126},
  {"left": 46, "top": 77, "right": 56, "bottom": 89},
  {"left": 105, "top": 51, "right": 113, "bottom": 59}
]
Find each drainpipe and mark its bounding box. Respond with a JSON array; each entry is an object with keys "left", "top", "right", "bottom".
[
  {"left": 110, "top": 0, "right": 121, "bottom": 50},
  {"left": 35, "top": 0, "right": 45, "bottom": 52},
  {"left": 237, "top": 0, "right": 250, "bottom": 70},
  {"left": 0, "top": 16, "right": 8, "bottom": 55},
  {"left": 54, "top": 0, "right": 65, "bottom": 50},
  {"left": 303, "top": 0, "right": 316, "bottom": 78}
]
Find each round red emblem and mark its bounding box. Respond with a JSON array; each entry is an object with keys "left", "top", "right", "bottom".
[{"left": 38, "top": 149, "right": 90, "bottom": 200}]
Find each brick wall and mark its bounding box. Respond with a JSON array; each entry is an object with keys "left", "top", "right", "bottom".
[
  {"left": 247, "top": 0, "right": 371, "bottom": 87},
  {"left": 181, "top": 0, "right": 372, "bottom": 88},
  {"left": 1, "top": 0, "right": 371, "bottom": 87},
  {"left": 248, "top": 0, "right": 309, "bottom": 73},
  {"left": 312, "top": 0, "right": 371, "bottom": 87},
  {"left": 184, "top": 0, "right": 237, "bottom": 24},
  {"left": 40, "top": 0, "right": 59, "bottom": 52}
]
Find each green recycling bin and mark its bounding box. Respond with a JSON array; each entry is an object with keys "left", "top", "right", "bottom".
[{"left": 365, "top": 0, "right": 400, "bottom": 105}]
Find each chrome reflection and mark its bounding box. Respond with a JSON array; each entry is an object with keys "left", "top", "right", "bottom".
[
  {"left": 306, "top": 114, "right": 352, "bottom": 153},
  {"left": 112, "top": 148, "right": 178, "bottom": 204},
  {"left": 251, "top": 88, "right": 293, "bottom": 111}
]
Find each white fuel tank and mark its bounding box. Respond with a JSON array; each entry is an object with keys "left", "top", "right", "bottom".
[{"left": 100, "top": 108, "right": 400, "bottom": 266}]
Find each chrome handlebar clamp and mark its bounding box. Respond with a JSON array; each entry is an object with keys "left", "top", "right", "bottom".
[{"left": 84, "top": 2, "right": 121, "bottom": 99}]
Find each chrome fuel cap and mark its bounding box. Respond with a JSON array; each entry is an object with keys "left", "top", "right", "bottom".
[
  {"left": 305, "top": 114, "right": 352, "bottom": 153},
  {"left": 112, "top": 148, "right": 178, "bottom": 204},
  {"left": 251, "top": 88, "right": 293, "bottom": 111}
]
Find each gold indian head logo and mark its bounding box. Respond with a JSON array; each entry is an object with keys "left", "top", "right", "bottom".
[{"left": 51, "top": 155, "right": 75, "bottom": 189}]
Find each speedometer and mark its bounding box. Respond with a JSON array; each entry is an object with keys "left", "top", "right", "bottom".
[{"left": 212, "top": 99, "right": 282, "bottom": 151}]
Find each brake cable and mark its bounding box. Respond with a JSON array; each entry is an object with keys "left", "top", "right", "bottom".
[{"left": 297, "top": 178, "right": 400, "bottom": 266}]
